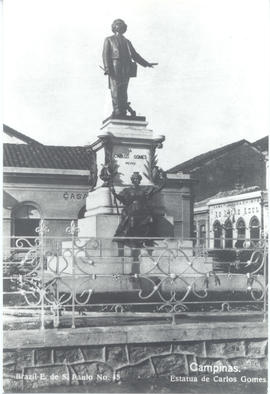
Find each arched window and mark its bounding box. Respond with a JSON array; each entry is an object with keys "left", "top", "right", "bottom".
[
  {"left": 213, "top": 220, "right": 222, "bottom": 249},
  {"left": 224, "top": 219, "right": 233, "bottom": 249},
  {"left": 199, "top": 224, "right": 206, "bottom": 246},
  {"left": 78, "top": 205, "right": 86, "bottom": 219},
  {"left": 250, "top": 216, "right": 260, "bottom": 245},
  {"left": 12, "top": 204, "right": 41, "bottom": 246},
  {"left": 236, "top": 218, "right": 246, "bottom": 248},
  {"left": 192, "top": 221, "right": 198, "bottom": 247}
]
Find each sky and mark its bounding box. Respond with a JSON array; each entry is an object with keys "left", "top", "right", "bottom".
[{"left": 3, "top": 0, "right": 270, "bottom": 169}]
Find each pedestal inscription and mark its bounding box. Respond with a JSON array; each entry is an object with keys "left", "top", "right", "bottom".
[
  {"left": 97, "top": 117, "right": 165, "bottom": 187},
  {"left": 112, "top": 145, "right": 151, "bottom": 185}
]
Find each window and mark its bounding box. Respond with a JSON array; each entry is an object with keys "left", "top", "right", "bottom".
[
  {"left": 199, "top": 224, "right": 206, "bottom": 246},
  {"left": 213, "top": 220, "right": 222, "bottom": 249},
  {"left": 236, "top": 218, "right": 246, "bottom": 248},
  {"left": 250, "top": 216, "right": 260, "bottom": 245},
  {"left": 78, "top": 205, "right": 86, "bottom": 219},
  {"left": 224, "top": 219, "right": 233, "bottom": 249},
  {"left": 13, "top": 204, "right": 41, "bottom": 246},
  {"left": 192, "top": 221, "right": 198, "bottom": 248}
]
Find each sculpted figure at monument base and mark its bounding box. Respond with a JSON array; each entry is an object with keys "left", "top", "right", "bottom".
[{"left": 110, "top": 171, "right": 165, "bottom": 248}]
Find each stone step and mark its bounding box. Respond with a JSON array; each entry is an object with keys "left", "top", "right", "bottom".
[
  {"left": 61, "top": 239, "right": 132, "bottom": 257},
  {"left": 47, "top": 255, "right": 135, "bottom": 275},
  {"left": 43, "top": 271, "right": 139, "bottom": 293},
  {"left": 42, "top": 270, "right": 264, "bottom": 294},
  {"left": 139, "top": 255, "right": 213, "bottom": 275},
  {"left": 149, "top": 239, "right": 194, "bottom": 257}
]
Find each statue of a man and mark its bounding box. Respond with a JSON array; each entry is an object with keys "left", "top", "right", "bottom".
[{"left": 103, "top": 19, "right": 157, "bottom": 117}]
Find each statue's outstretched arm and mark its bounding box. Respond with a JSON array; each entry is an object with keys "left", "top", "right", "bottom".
[{"left": 128, "top": 41, "right": 153, "bottom": 68}]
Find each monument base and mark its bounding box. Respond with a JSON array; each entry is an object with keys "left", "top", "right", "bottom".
[
  {"left": 82, "top": 117, "right": 194, "bottom": 240},
  {"left": 78, "top": 212, "right": 175, "bottom": 240},
  {"left": 78, "top": 214, "right": 120, "bottom": 238},
  {"left": 102, "top": 114, "right": 146, "bottom": 124},
  {"left": 85, "top": 187, "right": 115, "bottom": 216},
  {"left": 80, "top": 116, "right": 167, "bottom": 240}
]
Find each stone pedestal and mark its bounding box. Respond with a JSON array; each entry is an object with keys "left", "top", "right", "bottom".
[
  {"left": 78, "top": 117, "right": 165, "bottom": 238},
  {"left": 79, "top": 214, "right": 120, "bottom": 238},
  {"left": 98, "top": 117, "right": 165, "bottom": 187},
  {"left": 78, "top": 116, "right": 195, "bottom": 240}
]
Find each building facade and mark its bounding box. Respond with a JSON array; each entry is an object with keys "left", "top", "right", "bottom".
[
  {"left": 169, "top": 136, "right": 268, "bottom": 247},
  {"left": 3, "top": 126, "right": 95, "bottom": 253},
  {"left": 194, "top": 187, "right": 268, "bottom": 249}
]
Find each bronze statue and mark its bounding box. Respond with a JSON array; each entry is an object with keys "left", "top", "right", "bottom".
[
  {"left": 103, "top": 19, "right": 157, "bottom": 117},
  {"left": 110, "top": 171, "right": 165, "bottom": 247}
]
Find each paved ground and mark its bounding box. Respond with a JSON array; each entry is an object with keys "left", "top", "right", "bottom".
[{"left": 3, "top": 311, "right": 265, "bottom": 331}]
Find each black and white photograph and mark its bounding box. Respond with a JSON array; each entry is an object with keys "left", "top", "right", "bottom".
[{"left": 2, "top": 0, "right": 269, "bottom": 393}]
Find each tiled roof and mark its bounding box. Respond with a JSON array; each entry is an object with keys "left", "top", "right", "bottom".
[
  {"left": 168, "top": 140, "right": 248, "bottom": 173},
  {"left": 195, "top": 186, "right": 261, "bottom": 207},
  {"left": 253, "top": 136, "right": 268, "bottom": 153},
  {"left": 3, "top": 124, "right": 43, "bottom": 145},
  {"left": 4, "top": 143, "right": 94, "bottom": 170},
  {"left": 208, "top": 186, "right": 261, "bottom": 199}
]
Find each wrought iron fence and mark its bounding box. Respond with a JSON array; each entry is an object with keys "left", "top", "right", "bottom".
[{"left": 3, "top": 220, "right": 268, "bottom": 329}]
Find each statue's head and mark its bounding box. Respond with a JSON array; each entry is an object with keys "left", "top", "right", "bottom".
[
  {"left": 131, "top": 172, "right": 142, "bottom": 186},
  {"left": 111, "top": 19, "right": 127, "bottom": 34}
]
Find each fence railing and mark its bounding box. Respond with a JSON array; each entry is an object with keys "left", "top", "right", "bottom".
[{"left": 3, "top": 220, "right": 268, "bottom": 329}]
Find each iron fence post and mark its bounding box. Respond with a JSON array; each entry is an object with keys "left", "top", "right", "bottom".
[
  {"left": 37, "top": 219, "right": 48, "bottom": 330},
  {"left": 263, "top": 240, "right": 267, "bottom": 322},
  {"left": 71, "top": 221, "right": 76, "bottom": 329},
  {"left": 53, "top": 241, "right": 61, "bottom": 328}
]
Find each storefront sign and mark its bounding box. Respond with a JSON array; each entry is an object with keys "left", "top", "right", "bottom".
[
  {"left": 63, "top": 192, "right": 88, "bottom": 200},
  {"left": 211, "top": 198, "right": 260, "bottom": 220}
]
